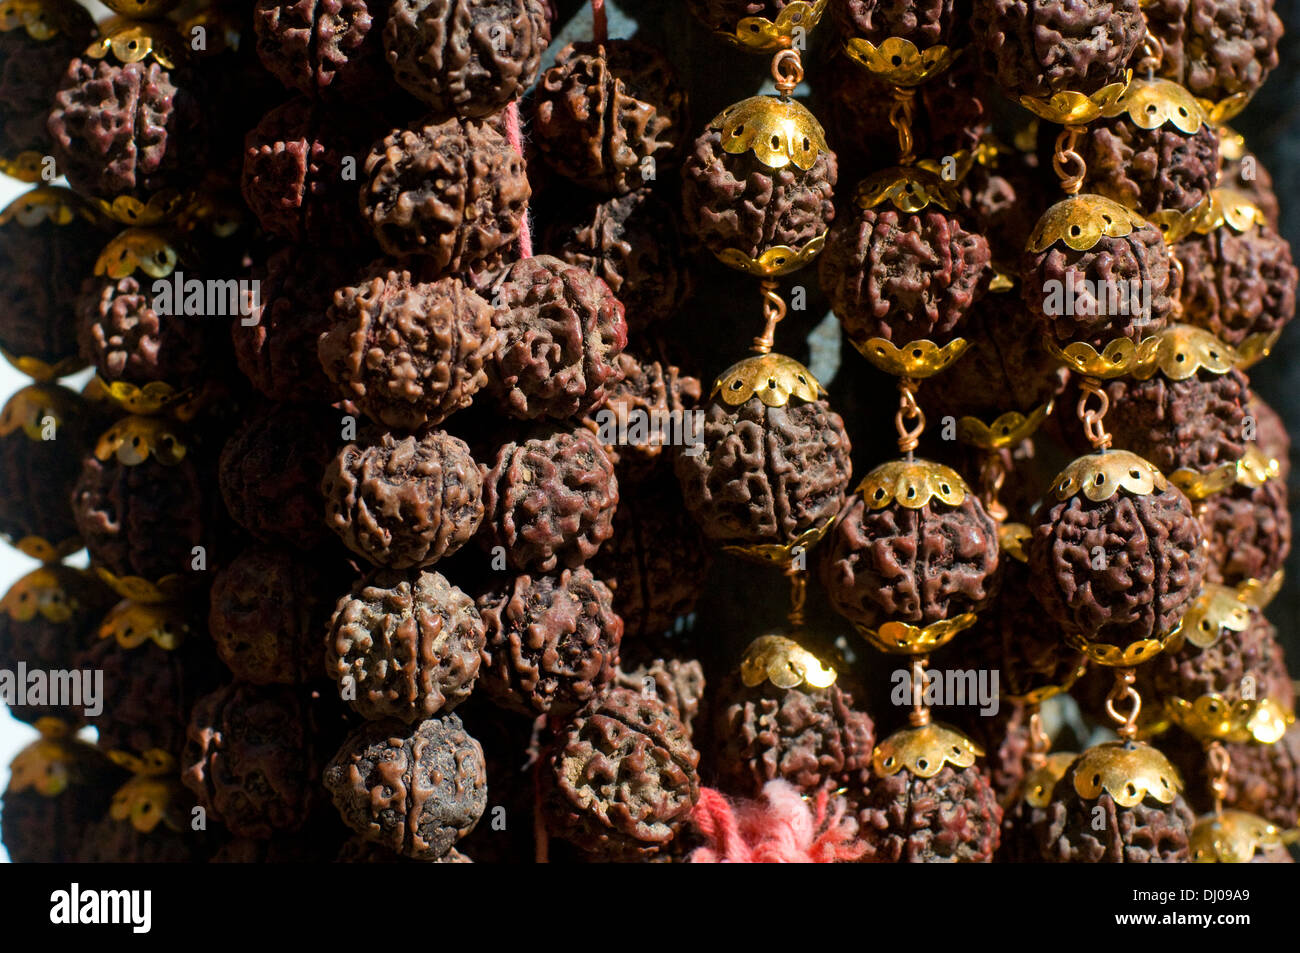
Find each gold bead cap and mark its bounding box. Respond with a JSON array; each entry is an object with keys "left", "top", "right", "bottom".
[
  {"left": 740, "top": 635, "right": 837, "bottom": 690},
  {"left": 855, "top": 165, "right": 960, "bottom": 214},
  {"left": 842, "top": 36, "right": 959, "bottom": 87},
  {"left": 856, "top": 458, "right": 968, "bottom": 509},
  {"left": 98, "top": 600, "right": 189, "bottom": 650},
  {"left": 717, "top": 0, "right": 828, "bottom": 53},
  {"left": 1191, "top": 810, "right": 1286, "bottom": 863},
  {"left": 1049, "top": 450, "right": 1167, "bottom": 502},
  {"left": 873, "top": 723, "right": 983, "bottom": 779},
  {"left": 1027, "top": 194, "right": 1148, "bottom": 254},
  {"left": 711, "top": 352, "right": 823, "bottom": 407},
  {"left": 0, "top": 186, "right": 94, "bottom": 227},
  {"left": 94, "top": 228, "right": 180, "bottom": 279},
  {"left": 0, "top": 383, "right": 80, "bottom": 441},
  {"left": 711, "top": 95, "right": 829, "bottom": 171},
  {"left": 1070, "top": 740, "right": 1183, "bottom": 807},
  {"left": 1101, "top": 78, "right": 1209, "bottom": 134}
]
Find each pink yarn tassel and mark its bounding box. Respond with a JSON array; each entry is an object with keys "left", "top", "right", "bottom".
[
  {"left": 503, "top": 101, "right": 533, "bottom": 259},
  {"left": 688, "top": 781, "right": 868, "bottom": 863}
]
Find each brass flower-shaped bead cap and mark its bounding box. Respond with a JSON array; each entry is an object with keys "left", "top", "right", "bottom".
[
  {"left": 1133, "top": 324, "right": 1238, "bottom": 382},
  {"left": 711, "top": 352, "right": 823, "bottom": 407},
  {"left": 7, "top": 719, "right": 79, "bottom": 797},
  {"left": 842, "top": 35, "right": 959, "bottom": 87},
  {"left": 1050, "top": 450, "right": 1167, "bottom": 502},
  {"left": 1236, "top": 570, "right": 1284, "bottom": 611},
  {"left": 857, "top": 458, "right": 968, "bottom": 509},
  {"left": 1022, "top": 751, "right": 1080, "bottom": 808},
  {"left": 1043, "top": 334, "right": 1163, "bottom": 379},
  {"left": 740, "top": 634, "right": 837, "bottom": 690},
  {"left": 1101, "top": 77, "right": 1209, "bottom": 133},
  {"left": 94, "top": 567, "right": 187, "bottom": 604},
  {"left": 0, "top": 566, "right": 79, "bottom": 624},
  {"left": 1065, "top": 629, "right": 1175, "bottom": 667},
  {"left": 855, "top": 165, "right": 960, "bottom": 214},
  {"left": 1175, "top": 583, "right": 1252, "bottom": 650},
  {"left": 859, "top": 614, "right": 977, "bottom": 655},
  {"left": 85, "top": 16, "right": 183, "bottom": 68},
  {"left": 0, "top": 185, "right": 94, "bottom": 227},
  {"left": 1027, "top": 193, "right": 1148, "bottom": 254},
  {"left": 0, "top": 0, "right": 78, "bottom": 40},
  {"left": 1194, "top": 187, "right": 1268, "bottom": 236},
  {"left": 712, "top": 95, "right": 828, "bottom": 171},
  {"left": 1197, "top": 92, "right": 1253, "bottom": 126},
  {"left": 107, "top": 750, "right": 183, "bottom": 833},
  {"left": 1165, "top": 695, "right": 1293, "bottom": 744},
  {"left": 721, "top": 518, "right": 836, "bottom": 568},
  {"left": 1070, "top": 740, "right": 1183, "bottom": 807},
  {"left": 98, "top": 600, "right": 189, "bottom": 650},
  {"left": 1019, "top": 72, "right": 1131, "bottom": 125},
  {"left": 873, "top": 723, "right": 983, "bottom": 779},
  {"left": 853, "top": 337, "right": 969, "bottom": 378},
  {"left": 717, "top": 0, "right": 827, "bottom": 52},
  {"left": 998, "top": 522, "right": 1031, "bottom": 562},
  {"left": 93, "top": 415, "right": 188, "bottom": 466},
  {"left": 956, "top": 402, "right": 1053, "bottom": 450},
  {"left": 99, "top": 0, "right": 179, "bottom": 18},
  {"left": 714, "top": 232, "right": 826, "bottom": 277},
  {"left": 1190, "top": 810, "right": 1285, "bottom": 863},
  {"left": 1236, "top": 445, "right": 1281, "bottom": 488},
  {"left": 0, "top": 383, "right": 80, "bottom": 441},
  {"left": 94, "top": 228, "right": 179, "bottom": 280}
]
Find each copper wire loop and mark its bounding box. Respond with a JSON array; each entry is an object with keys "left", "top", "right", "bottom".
[
  {"left": 1076, "top": 375, "right": 1113, "bottom": 449},
  {"left": 909, "top": 655, "right": 931, "bottom": 726},
  {"left": 980, "top": 450, "right": 1009, "bottom": 523},
  {"left": 1207, "top": 741, "right": 1231, "bottom": 810},
  {"left": 1137, "top": 31, "right": 1163, "bottom": 77},
  {"left": 889, "top": 87, "right": 917, "bottom": 164},
  {"left": 1052, "top": 125, "right": 1086, "bottom": 194},
  {"left": 752, "top": 279, "right": 787, "bottom": 353},
  {"left": 771, "top": 48, "right": 803, "bottom": 96},
  {"left": 895, "top": 377, "right": 925, "bottom": 454},
  {"left": 1105, "top": 668, "right": 1142, "bottom": 738},
  {"left": 1027, "top": 706, "right": 1050, "bottom": 768},
  {"left": 1170, "top": 254, "right": 1185, "bottom": 316},
  {"left": 785, "top": 564, "right": 807, "bottom": 631}
]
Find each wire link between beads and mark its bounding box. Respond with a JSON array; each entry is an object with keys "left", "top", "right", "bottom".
[
  {"left": 895, "top": 377, "right": 925, "bottom": 454},
  {"left": 1207, "top": 740, "right": 1231, "bottom": 814},
  {"left": 980, "top": 449, "right": 1009, "bottom": 523},
  {"left": 753, "top": 279, "right": 787, "bottom": 354},
  {"left": 1052, "top": 125, "right": 1087, "bottom": 194},
  {"left": 1137, "top": 30, "right": 1163, "bottom": 78},
  {"left": 771, "top": 48, "right": 803, "bottom": 97},
  {"left": 889, "top": 87, "right": 917, "bottom": 165},
  {"left": 1076, "top": 376, "right": 1113, "bottom": 450},
  {"left": 1105, "top": 668, "right": 1142, "bottom": 739},
  {"left": 1027, "top": 705, "right": 1050, "bottom": 769},
  {"left": 909, "top": 655, "right": 931, "bottom": 726}
]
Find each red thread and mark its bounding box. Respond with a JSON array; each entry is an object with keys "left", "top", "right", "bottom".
[
  {"left": 591, "top": 0, "right": 607, "bottom": 43},
  {"left": 504, "top": 101, "right": 533, "bottom": 259},
  {"left": 687, "top": 781, "right": 868, "bottom": 863}
]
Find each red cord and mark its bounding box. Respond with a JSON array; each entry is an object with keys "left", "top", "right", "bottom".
[
  {"left": 503, "top": 101, "right": 533, "bottom": 259},
  {"left": 591, "top": 0, "right": 607, "bottom": 43}
]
